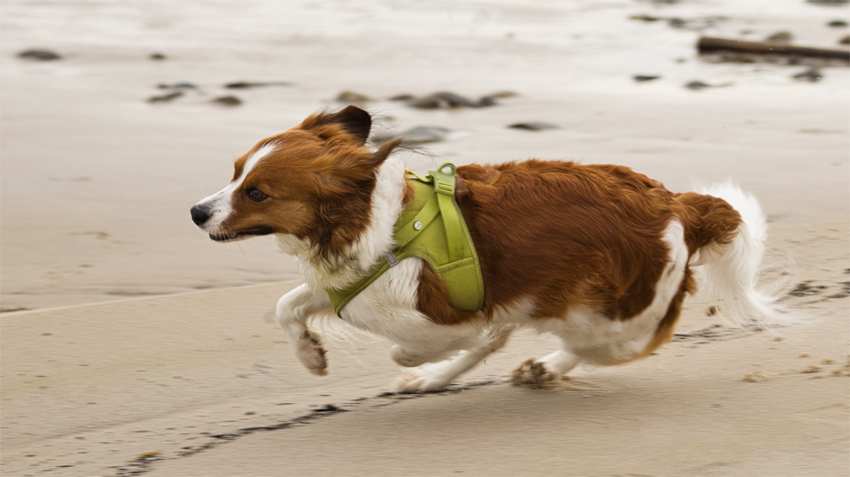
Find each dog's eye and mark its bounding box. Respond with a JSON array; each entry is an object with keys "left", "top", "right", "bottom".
[{"left": 246, "top": 188, "right": 268, "bottom": 202}]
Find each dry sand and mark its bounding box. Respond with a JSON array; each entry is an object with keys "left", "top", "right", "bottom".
[{"left": 1, "top": 1, "right": 848, "bottom": 476}]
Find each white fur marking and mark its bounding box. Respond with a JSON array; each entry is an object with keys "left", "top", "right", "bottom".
[{"left": 194, "top": 143, "right": 277, "bottom": 232}]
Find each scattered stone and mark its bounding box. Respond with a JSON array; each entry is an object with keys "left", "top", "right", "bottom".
[
  {"left": 149, "top": 52, "right": 167, "bottom": 60},
  {"left": 147, "top": 91, "right": 184, "bottom": 103},
  {"left": 742, "top": 372, "right": 769, "bottom": 382},
  {"left": 372, "top": 126, "right": 454, "bottom": 144},
  {"left": 335, "top": 90, "right": 371, "bottom": 103},
  {"left": 822, "top": 358, "right": 835, "bottom": 364},
  {"left": 17, "top": 49, "right": 62, "bottom": 61},
  {"left": 389, "top": 93, "right": 415, "bottom": 101},
  {"left": 706, "top": 306, "right": 718, "bottom": 316},
  {"left": 685, "top": 80, "right": 732, "bottom": 90},
  {"left": 211, "top": 95, "right": 242, "bottom": 106},
  {"left": 765, "top": 31, "right": 793, "bottom": 43},
  {"left": 799, "top": 353, "right": 810, "bottom": 358},
  {"left": 633, "top": 74, "right": 661, "bottom": 82},
  {"left": 157, "top": 82, "right": 198, "bottom": 90},
  {"left": 840, "top": 35, "right": 850, "bottom": 45},
  {"left": 828, "top": 19, "right": 849, "bottom": 27},
  {"left": 630, "top": 14, "right": 663, "bottom": 22},
  {"left": 508, "top": 122, "right": 558, "bottom": 131},
  {"left": 406, "top": 91, "right": 501, "bottom": 109},
  {"left": 807, "top": 0, "right": 849, "bottom": 4},
  {"left": 800, "top": 365, "right": 822, "bottom": 374},
  {"left": 224, "top": 81, "right": 292, "bottom": 89}
]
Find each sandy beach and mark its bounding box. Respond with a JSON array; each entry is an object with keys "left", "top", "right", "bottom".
[{"left": 2, "top": 0, "right": 848, "bottom": 476}]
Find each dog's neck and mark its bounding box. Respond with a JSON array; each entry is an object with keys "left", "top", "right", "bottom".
[{"left": 274, "top": 155, "right": 408, "bottom": 291}]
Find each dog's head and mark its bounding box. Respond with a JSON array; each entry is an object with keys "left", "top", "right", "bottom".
[{"left": 190, "top": 106, "right": 401, "bottom": 256}]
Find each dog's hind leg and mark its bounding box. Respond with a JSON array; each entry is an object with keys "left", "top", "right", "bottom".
[
  {"left": 276, "top": 284, "right": 335, "bottom": 376},
  {"left": 393, "top": 325, "right": 515, "bottom": 393}
]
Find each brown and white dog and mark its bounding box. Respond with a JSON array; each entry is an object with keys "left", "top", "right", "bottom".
[{"left": 191, "top": 106, "right": 782, "bottom": 392}]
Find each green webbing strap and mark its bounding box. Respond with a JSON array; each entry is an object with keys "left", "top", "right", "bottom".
[
  {"left": 430, "top": 164, "right": 464, "bottom": 262},
  {"left": 325, "top": 162, "right": 485, "bottom": 316}
]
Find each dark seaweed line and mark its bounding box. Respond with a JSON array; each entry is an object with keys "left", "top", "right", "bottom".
[{"left": 110, "top": 379, "right": 500, "bottom": 477}]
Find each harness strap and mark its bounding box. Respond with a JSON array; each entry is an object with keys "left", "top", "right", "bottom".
[{"left": 326, "top": 162, "right": 484, "bottom": 316}]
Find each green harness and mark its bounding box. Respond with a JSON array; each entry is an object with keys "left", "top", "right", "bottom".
[{"left": 326, "top": 163, "right": 485, "bottom": 316}]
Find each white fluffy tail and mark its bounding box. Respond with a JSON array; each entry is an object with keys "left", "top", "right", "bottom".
[{"left": 691, "top": 182, "right": 789, "bottom": 329}]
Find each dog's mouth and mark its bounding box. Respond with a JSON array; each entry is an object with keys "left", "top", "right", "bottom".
[{"left": 209, "top": 226, "right": 274, "bottom": 242}]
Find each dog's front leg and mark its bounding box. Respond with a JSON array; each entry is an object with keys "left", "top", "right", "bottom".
[{"left": 276, "top": 284, "right": 334, "bottom": 376}]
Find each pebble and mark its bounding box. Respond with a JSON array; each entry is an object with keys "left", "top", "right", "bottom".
[
  {"left": 792, "top": 68, "right": 823, "bottom": 82},
  {"left": 508, "top": 122, "right": 558, "bottom": 131},
  {"left": 147, "top": 91, "right": 183, "bottom": 103},
  {"left": 17, "top": 49, "right": 62, "bottom": 61},
  {"left": 828, "top": 19, "right": 849, "bottom": 27},
  {"left": 149, "top": 52, "right": 167, "bottom": 60},
  {"left": 840, "top": 35, "right": 850, "bottom": 45},
  {"left": 371, "top": 126, "right": 454, "bottom": 144},
  {"left": 211, "top": 96, "right": 242, "bottom": 106},
  {"left": 633, "top": 75, "right": 661, "bottom": 82},
  {"left": 407, "top": 91, "right": 500, "bottom": 109},
  {"left": 225, "top": 81, "right": 292, "bottom": 89},
  {"left": 685, "top": 80, "right": 732, "bottom": 90},
  {"left": 335, "top": 90, "right": 371, "bottom": 103},
  {"left": 157, "top": 82, "right": 198, "bottom": 90},
  {"left": 765, "top": 31, "right": 793, "bottom": 43}
]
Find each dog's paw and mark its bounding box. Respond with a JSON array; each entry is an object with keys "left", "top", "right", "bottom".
[
  {"left": 295, "top": 330, "right": 328, "bottom": 376},
  {"left": 392, "top": 368, "right": 451, "bottom": 393},
  {"left": 510, "top": 358, "right": 558, "bottom": 388}
]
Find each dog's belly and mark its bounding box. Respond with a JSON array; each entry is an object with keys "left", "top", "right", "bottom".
[{"left": 496, "top": 220, "right": 690, "bottom": 365}]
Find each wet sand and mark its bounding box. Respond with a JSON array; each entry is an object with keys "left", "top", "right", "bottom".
[{"left": 1, "top": 1, "right": 848, "bottom": 475}]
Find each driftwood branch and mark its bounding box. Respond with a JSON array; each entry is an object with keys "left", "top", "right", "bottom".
[{"left": 698, "top": 36, "right": 850, "bottom": 61}]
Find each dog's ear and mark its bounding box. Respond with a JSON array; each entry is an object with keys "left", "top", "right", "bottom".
[
  {"left": 319, "top": 105, "right": 372, "bottom": 144},
  {"left": 370, "top": 138, "right": 403, "bottom": 169}
]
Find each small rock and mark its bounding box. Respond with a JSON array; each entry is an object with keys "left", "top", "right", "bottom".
[
  {"left": 17, "top": 49, "right": 62, "bottom": 61},
  {"left": 508, "top": 122, "right": 558, "bottom": 131},
  {"left": 828, "top": 19, "right": 849, "bottom": 27},
  {"left": 389, "top": 94, "right": 415, "bottom": 101},
  {"left": 633, "top": 74, "right": 661, "bottom": 82},
  {"left": 800, "top": 365, "right": 822, "bottom": 373},
  {"left": 807, "top": 0, "right": 849, "bottom": 4},
  {"left": 149, "top": 52, "right": 167, "bottom": 60},
  {"left": 335, "top": 90, "right": 371, "bottom": 103},
  {"left": 147, "top": 91, "right": 184, "bottom": 103},
  {"left": 211, "top": 95, "right": 242, "bottom": 106},
  {"left": 799, "top": 353, "right": 810, "bottom": 358},
  {"left": 839, "top": 35, "right": 850, "bottom": 45},
  {"left": 409, "top": 91, "right": 479, "bottom": 109},
  {"left": 792, "top": 68, "right": 823, "bottom": 82},
  {"left": 372, "top": 126, "right": 454, "bottom": 144},
  {"left": 765, "top": 31, "right": 793, "bottom": 43},
  {"left": 224, "top": 81, "right": 292, "bottom": 89},
  {"left": 157, "top": 82, "right": 198, "bottom": 90},
  {"left": 668, "top": 18, "right": 687, "bottom": 29},
  {"left": 705, "top": 306, "right": 718, "bottom": 316},
  {"left": 630, "top": 14, "right": 663, "bottom": 22}
]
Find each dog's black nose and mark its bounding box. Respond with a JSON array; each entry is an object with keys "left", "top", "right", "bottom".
[{"left": 190, "top": 205, "right": 211, "bottom": 226}]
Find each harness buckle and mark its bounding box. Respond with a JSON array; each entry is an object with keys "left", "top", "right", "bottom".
[{"left": 431, "top": 163, "right": 456, "bottom": 196}]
